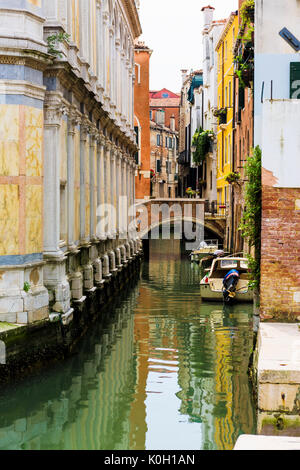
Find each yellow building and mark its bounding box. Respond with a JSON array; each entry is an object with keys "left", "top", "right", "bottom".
[{"left": 215, "top": 12, "right": 238, "bottom": 222}]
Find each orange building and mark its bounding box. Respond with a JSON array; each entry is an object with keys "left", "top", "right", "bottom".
[{"left": 134, "top": 41, "right": 152, "bottom": 201}]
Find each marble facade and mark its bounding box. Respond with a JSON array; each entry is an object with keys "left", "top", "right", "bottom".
[{"left": 0, "top": 0, "right": 142, "bottom": 324}]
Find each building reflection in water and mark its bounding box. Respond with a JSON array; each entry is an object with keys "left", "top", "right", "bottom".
[{"left": 0, "top": 237, "right": 256, "bottom": 450}]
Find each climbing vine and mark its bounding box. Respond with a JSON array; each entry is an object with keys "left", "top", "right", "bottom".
[
  {"left": 239, "top": 146, "right": 262, "bottom": 290},
  {"left": 234, "top": 1, "right": 255, "bottom": 89}
]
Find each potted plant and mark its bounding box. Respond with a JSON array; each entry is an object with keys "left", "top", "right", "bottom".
[
  {"left": 186, "top": 187, "right": 196, "bottom": 198},
  {"left": 225, "top": 171, "right": 241, "bottom": 185},
  {"left": 214, "top": 108, "right": 227, "bottom": 125}
]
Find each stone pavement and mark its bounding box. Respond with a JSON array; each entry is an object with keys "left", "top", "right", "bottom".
[{"left": 234, "top": 434, "right": 300, "bottom": 450}]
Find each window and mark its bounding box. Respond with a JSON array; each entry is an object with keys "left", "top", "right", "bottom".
[
  {"left": 228, "top": 135, "right": 231, "bottom": 164},
  {"left": 150, "top": 110, "right": 153, "bottom": 120},
  {"left": 229, "top": 81, "right": 232, "bottom": 107},
  {"left": 169, "top": 137, "right": 173, "bottom": 148},
  {"left": 157, "top": 134, "right": 160, "bottom": 146},
  {"left": 165, "top": 136, "right": 168, "bottom": 147},
  {"left": 225, "top": 185, "right": 228, "bottom": 204},
  {"left": 156, "top": 160, "right": 161, "bottom": 173},
  {"left": 225, "top": 136, "right": 227, "bottom": 164},
  {"left": 225, "top": 41, "right": 227, "bottom": 61},
  {"left": 225, "top": 87, "right": 228, "bottom": 107}
]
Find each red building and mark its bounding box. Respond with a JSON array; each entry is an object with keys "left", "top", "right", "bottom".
[{"left": 150, "top": 88, "right": 180, "bottom": 131}]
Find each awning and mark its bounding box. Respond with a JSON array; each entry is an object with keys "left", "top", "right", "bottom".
[{"left": 188, "top": 74, "right": 203, "bottom": 104}]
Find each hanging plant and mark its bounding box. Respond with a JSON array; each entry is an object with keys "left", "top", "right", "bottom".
[
  {"left": 192, "top": 128, "right": 214, "bottom": 165},
  {"left": 213, "top": 108, "right": 227, "bottom": 125},
  {"left": 225, "top": 171, "right": 241, "bottom": 185},
  {"left": 234, "top": 54, "right": 254, "bottom": 89}
]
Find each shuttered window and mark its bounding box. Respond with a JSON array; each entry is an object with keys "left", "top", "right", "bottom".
[{"left": 290, "top": 62, "right": 300, "bottom": 99}]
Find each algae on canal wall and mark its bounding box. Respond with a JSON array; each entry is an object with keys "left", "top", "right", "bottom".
[{"left": 0, "top": 256, "right": 142, "bottom": 384}]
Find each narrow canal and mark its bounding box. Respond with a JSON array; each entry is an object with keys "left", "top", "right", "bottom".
[{"left": 0, "top": 238, "right": 257, "bottom": 451}]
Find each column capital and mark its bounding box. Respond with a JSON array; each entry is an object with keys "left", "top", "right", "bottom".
[
  {"left": 44, "top": 102, "right": 68, "bottom": 127},
  {"left": 68, "top": 107, "right": 81, "bottom": 132},
  {"left": 104, "top": 137, "right": 112, "bottom": 151},
  {"left": 80, "top": 117, "right": 90, "bottom": 141},
  {"left": 97, "top": 132, "right": 106, "bottom": 146}
]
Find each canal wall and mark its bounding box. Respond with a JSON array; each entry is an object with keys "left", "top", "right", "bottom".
[
  {"left": 252, "top": 322, "right": 300, "bottom": 436},
  {"left": 0, "top": 254, "right": 142, "bottom": 384}
]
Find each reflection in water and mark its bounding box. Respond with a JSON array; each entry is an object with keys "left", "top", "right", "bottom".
[{"left": 0, "top": 238, "right": 256, "bottom": 450}]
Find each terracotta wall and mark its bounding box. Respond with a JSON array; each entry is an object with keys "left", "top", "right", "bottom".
[{"left": 134, "top": 48, "right": 151, "bottom": 200}]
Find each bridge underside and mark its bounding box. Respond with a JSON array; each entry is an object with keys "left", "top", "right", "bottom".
[{"left": 135, "top": 199, "right": 226, "bottom": 245}]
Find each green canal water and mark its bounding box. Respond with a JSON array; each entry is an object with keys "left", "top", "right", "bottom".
[{"left": 0, "top": 239, "right": 257, "bottom": 450}]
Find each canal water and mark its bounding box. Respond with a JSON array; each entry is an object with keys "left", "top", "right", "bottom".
[{"left": 0, "top": 238, "right": 257, "bottom": 451}]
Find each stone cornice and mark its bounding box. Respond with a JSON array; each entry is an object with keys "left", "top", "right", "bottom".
[
  {"left": 0, "top": 80, "right": 46, "bottom": 101},
  {"left": 216, "top": 11, "right": 238, "bottom": 52},
  {"left": 120, "top": 0, "right": 142, "bottom": 39}
]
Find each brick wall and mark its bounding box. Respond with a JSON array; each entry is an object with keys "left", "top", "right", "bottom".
[
  {"left": 134, "top": 47, "right": 151, "bottom": 199},
  {"left": 260, "top": 187, "right": 300, "bottom": 319}
]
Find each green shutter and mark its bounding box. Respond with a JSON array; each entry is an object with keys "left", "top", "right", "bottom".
[{"left": 290, "top": 62, "right": 300, "bottom": 98}]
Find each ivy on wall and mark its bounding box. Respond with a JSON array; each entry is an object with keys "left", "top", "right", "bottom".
[{"left": 239, "top": 146, "right": 262, "bottom": 290}]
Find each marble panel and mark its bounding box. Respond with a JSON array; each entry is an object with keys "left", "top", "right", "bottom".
[
  {"left": 25, "top": 185, "right": 42, "bottom": 254},
  {"left": 0, "top": 184, "right": 19, "bottom": 256}
]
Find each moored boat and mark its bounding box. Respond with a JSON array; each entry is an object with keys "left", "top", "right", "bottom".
[
  {"left": 190, "top": 240, "right": 219, "bottom": 263},
  {"left": 200, "top": 256, "right": 253, "bottom": 303}
]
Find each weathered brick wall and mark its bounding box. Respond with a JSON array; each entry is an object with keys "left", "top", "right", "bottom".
[{"left": 260, "top": 187, "right": 300, "bottom": 320}]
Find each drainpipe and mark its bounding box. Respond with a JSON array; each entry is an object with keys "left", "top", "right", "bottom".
[{"left": 231, "top": 63, "right": 237, "bottom": 253}]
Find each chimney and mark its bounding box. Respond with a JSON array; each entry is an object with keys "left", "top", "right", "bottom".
[
  {"left": 156, "top": 109, "right": 165, "bottom": 126},
  {"left": 201, "top": 5, "right": 215, "bottom": 31},
  {"left": 181, "top": 69, "right": 188, "bottom": 84},
  {"left": 170, "top": 115, "right": 175, "bottom": 132}
]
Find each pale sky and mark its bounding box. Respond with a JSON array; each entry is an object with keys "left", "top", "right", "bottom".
[{"left": 138, "top": 0, "right": 238, "bottom": 93}]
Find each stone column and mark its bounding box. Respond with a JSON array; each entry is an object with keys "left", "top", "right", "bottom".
[
  {"left": 43, "top": 95, "right": 72, "bottom": 320},
  {"left": 89, "top": 129, "right": 98, "bottom": 241},
  {"left": 115, "top": 37, "right": 121, "bottom": 120},
  {"left": 121, "top": 154, "right": 128, "bottom": 240},
  {"left": 97, "top": 133, "right": 107, "bottom": 240},
  {"left": 116, "top": 149, "right": 121, "bottom": 236},
  {"left": 44, "top": 97, "right": 64, "bottom": 257},
  {"left": 110, "top": 145, "right": 116, "bottom": 239},
  {"left": 80, "top": 119, "right": 89, "bottom": 245},
  {"left": 67, "top": 108, "right": 80, "bottom": 252},
  {"left": 104, "top": 138, "right": 112, "bottom": 237}
]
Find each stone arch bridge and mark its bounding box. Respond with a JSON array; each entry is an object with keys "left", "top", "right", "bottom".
[{"left": 135, "top": 199, "right": 226, "bottom": 246}]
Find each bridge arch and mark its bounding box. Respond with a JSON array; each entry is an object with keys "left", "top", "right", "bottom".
[{"left": 136, "top": 199, "right": 225, "bottom": 244}]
